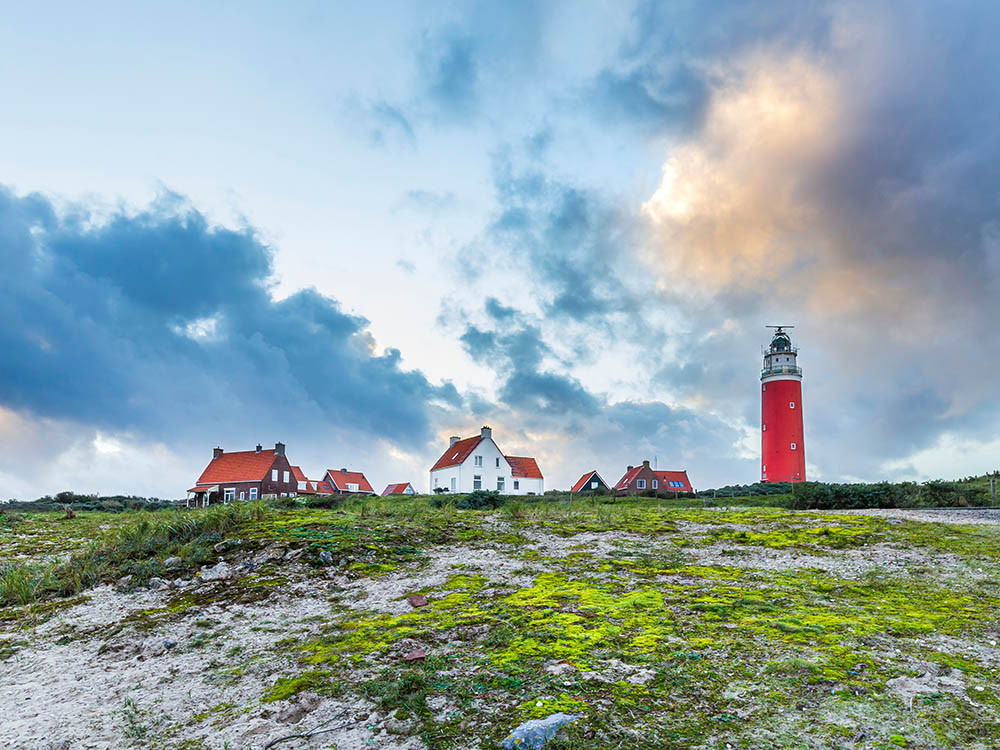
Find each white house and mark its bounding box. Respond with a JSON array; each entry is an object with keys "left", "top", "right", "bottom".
[{"left": 429, "top": 426, "right": 544, "bottom": 495}]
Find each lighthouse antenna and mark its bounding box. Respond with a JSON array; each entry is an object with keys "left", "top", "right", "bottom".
[{"left": 765, "top": 324, "right": 795, "bottom": 330}]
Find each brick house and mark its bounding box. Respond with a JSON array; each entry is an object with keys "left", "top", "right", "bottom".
[
  {"left": 289, "top": 466, "right": 336, "bottom": 496},
  {"left": 187, "top": 442, "right": 297, "bottom": 507},
  {"left": 613, "top": 460, "right": 693, "bottom": 495},
  {"left": 322, "top": 468, "right": 376, "bottom": 496}
]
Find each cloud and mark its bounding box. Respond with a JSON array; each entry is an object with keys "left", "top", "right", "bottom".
[
  {"left": 419, "top": 32, "right": 480, "bottom": 120},
  {"left": 0, "top": 185, "right": 460, "bottom": 458}
]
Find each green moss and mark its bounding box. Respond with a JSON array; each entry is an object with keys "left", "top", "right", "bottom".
[{"left": 261, "top": 669, "right": 336, "bottom": 702}]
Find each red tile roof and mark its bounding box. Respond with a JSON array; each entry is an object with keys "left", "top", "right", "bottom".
[
  {"left": 430, "top": 436, "right": 482, "bottom": 471},
  {"left": 187, "top": 483, "right": 218, "bottom": 493},
  {"left": 614, "top": 466, "right": 644, "bottom": 490},
  {"left": 654, "top": 470, "right": 692, "bottom": 491},
  {"left": 197, "top": 449, "right": 278, "bottom": 484},
  {"left": 325, "top": 469, "right": 375, "bottom": 494},
  {"left": 506, "top": 456, "right": 543, "bottom": 479},
  {"left": 381, "top": 482, "right": 414, "bottom": 496},
  {"left": 315, "top": 481, "right": 334, "bottom": 495},
  {"left": 570, "top": 470, "right": 606, "bottom": 493},
  {"left": 290, "top": 465, "right": 308, "bottom": 483}
]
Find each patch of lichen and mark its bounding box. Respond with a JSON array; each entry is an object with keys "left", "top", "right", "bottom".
[{"left": 261, "top": 669, "right": 338, "bottom": 702}]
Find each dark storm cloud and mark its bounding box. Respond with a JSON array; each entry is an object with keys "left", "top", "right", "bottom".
[{"left": 0, "top": 186, "right": 459, "bottom": 447}]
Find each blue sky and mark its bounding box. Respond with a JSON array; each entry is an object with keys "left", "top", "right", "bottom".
[{"left": 2, "top": 1, "right": 1000, "bottom": 499}]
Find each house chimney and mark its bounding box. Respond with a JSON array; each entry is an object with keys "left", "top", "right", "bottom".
[
  {"left": 449, "top": 436, "right": 461, "bottom": 447},
  {"left": 213, "top": 447, "right": 223, "bottom": 459},
  {"left": 627, "top": 465, "right": 633, "bottom": 472},
  {"left": 642, "top": 460, "right": 650, "bottom": 469},
  {"left": 481, "top": 425, "right": 492, "bottom": 440},
  {"left": 341, "top": 468, "right": 347, "bottom": 473},
  {"left": 255, "top": 444, "right": 262, "bottom": 454},
  {"left": 274, "top": 442, "right": 285, "bottom": 456}
]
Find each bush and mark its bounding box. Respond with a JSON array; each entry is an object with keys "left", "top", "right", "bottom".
[{"left": 432, "top": 489, "right": 506, "bottom": 510}]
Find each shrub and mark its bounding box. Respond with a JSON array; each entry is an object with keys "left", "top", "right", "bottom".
[{"left": 433, "top": 489, "right": 506, "bottom": 510}]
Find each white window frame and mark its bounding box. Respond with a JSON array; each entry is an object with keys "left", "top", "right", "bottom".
[
  {"left": 513, "top": 480, "right": 519, "bottom": 490},
  {"left": 450, "top": 477, "right": 456, "bottom": 491},
  {"left": 789, "top": 401, "right": 795, "bottom": 409},
  {"left": 473, "top": 475, "right": 482, "bottom": 490},
  {"left": 497, "top": 477, "right": 505, "bottom": 491},
  {"left": 249, "top": 487, "right": 258, "bottom": 500},
  {"left": 271, "top": 469, "right": 278, "bottom": 482},
  {"left": 239, "top": 490, "right": 245, "bottom": 500},
  {"left": 637, "top": 479, "right": 646, "bottom": 489},
  {"left": 298, "top": 481, "right": 306, "bottom": 490},
  {"left": 590, "top": 481, "right": 598, "bottom": 489},
  {"left": 652, "top": 479, "right": 658, "bottom": 489},
  {"left": 346, "top": 482, "right": 359, "bottom": 492},
  {"left": 224, "top": 487, "right": 236, "bottom": 502},
  {"left": 762, "top": 424, "right": 766, "bottom": 431},
  {"left": 474, "top": 455, "right": 483, "bottom": 467},
  {"left": 791, "top": 442, "right": 797, "bottom": 450},
  {"left": 283, "top": 470, "right": 290, "bottom": 483}
]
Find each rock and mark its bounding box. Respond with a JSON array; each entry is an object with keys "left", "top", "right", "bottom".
[
  {"left": 164, "top": 556, "right": 183, "bottom": 569},
  {"left": 284, "top": 547, "right": 306, "bottom": 562},
  {"left": 319, "top": 550, "right": 334, "bottom": 565},
  {"left": 403, "top": 649, "right": 426, "bottom": 662},
  {"left": 407, "top": 594, "right": 428, "bottom": 608},
  {"left": 173, "top": 578, "right": 189, "bottom": 588},
  {"left": 114, "top": 575, "right": 133, "bottom": 591},
  {"left": 502, "top": 713, "right": 583, "bottom": 749},
  {"left": 543, "top": 661, "right": 575, "bottom": 677},
  {"left": 147, "top": 577, "right": 168, "bottom": 591},
  {"left": 199, "top": 561, "right": 233, "bottom": 581},
  {"left": 163, "top": 639, "right": 177, "bottom": 650},
  {"left": 626, "top": 668, "right": 656, "bottom": 685},
  {"left": 213, "top": 540, "right": 236, "bottom": 553}
]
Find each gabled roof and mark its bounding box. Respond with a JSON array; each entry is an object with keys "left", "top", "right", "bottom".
[
  {"left": 430, "top": 436, "right": 482, "bottom": 471},
  {"left": 325, "top": 469, "right": 375, "bottom": 494},
  {"left": 614, "top": 466, "right": 644, "bottom": 490},
  {"left": 570, "top": 470, "right": 607, "bottom": 493},
  {"left": 381, "top": 482, "right": 414, "bottom": 496},
  {"left": 290, "top": 465, "right": 308, "bottom": 483},
  {"left": 654, "top": 470, "right": 692, "bottom": 491},
  {"left": 506, "top": 456, "right": 543, "bottom": 479},
  {"left": 197, "top": 449, "right": 278, "bottom": 484},
  {"left": 315, "top": 480, "right": 335, "bottom": 495}
]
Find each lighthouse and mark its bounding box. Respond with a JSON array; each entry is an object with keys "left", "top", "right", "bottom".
[{"left": 761, "top": 326, "right": 805, "bottom": 482}]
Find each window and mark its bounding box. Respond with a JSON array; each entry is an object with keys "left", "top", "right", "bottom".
[
  {"left": 513, "top": 480, "right": 519, "bottom": 490},
  {"left": 791, "top": 442, "right": 797, "bottom": 450},
  {"left": 239, "top": 491, "right": 245, "bottom": 500},
  {"left": 271, "top": 469, "right": 278, "bottom": 482},
  {"left": 789, "top": 401, "right": 795, "bottom": 409},
  {"left": 283, "top": 470, "right": 290, "bottom": 483},
  {"left": 473, "top": 475, "right": 482, "bottom": 490},
  {"left": 762, "top": 464, "right": 766, "bottom": 473},
  {"left": 495, "top": 457, "right": 500, "bottom": 468},
  {"left": 249, "top": 487, "right": 258, "bottom": 500},
  {"left": 450, "top": 477, "right": 456, "bottom": 491},
  {"left": 668, "top": 480, "right": 684, "bottom": 488},
  {"left": 652, "top": 479, "right": 658, "bottom": 489},
  {"left": 346, "top": 483, "right": 359, "bottom": 492},
  {"left": 637, "top": 479, "right": 646, "bottom": 489},
  {"left": 224, "top": 488, "right": 236, "bottom": 502},
  {"left": 762, "top": 424, "right": 766, "bottom": 431},
  {"left": 497, "top": 477, "right": 505, "bottom": 491},
  {"left": 762, "top": 384, "right": 766, "bottom": 391},
  {"left": 590, "top": 481, "right": 598, "bottom": 489},
  {"left": 434, "top": 477, "right": 439, "bottom": 487},
  {"left": 298, "top": 481, "right": 306, "bottom": 490},
  {"left": 474, "top": 455, "right": 483, "bottom": 467}
]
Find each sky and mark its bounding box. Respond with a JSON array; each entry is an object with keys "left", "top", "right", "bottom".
[{"left": 2, "top": 0, "right": 1000, "bottom": 499}]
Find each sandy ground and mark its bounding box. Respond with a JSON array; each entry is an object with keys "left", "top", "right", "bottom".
[{"left": 2, "top": 511, "right": 998, "bottom": 749}]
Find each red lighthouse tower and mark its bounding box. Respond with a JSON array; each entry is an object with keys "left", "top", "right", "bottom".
[{"left": 761, "top": 326, "right": 805, "bottom": 482}]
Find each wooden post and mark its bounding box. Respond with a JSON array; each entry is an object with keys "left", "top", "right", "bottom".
[{"left": 991, "top": 475, "right": 997, "bottom": 507}]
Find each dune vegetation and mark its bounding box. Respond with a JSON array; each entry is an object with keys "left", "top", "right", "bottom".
[{"left": 2, "top": 494, "right": 999, "bottom": 748}]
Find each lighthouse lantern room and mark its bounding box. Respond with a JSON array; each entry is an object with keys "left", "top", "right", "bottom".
[{"left": 761, "top": 326, "right": 805, "bottom": 483}]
